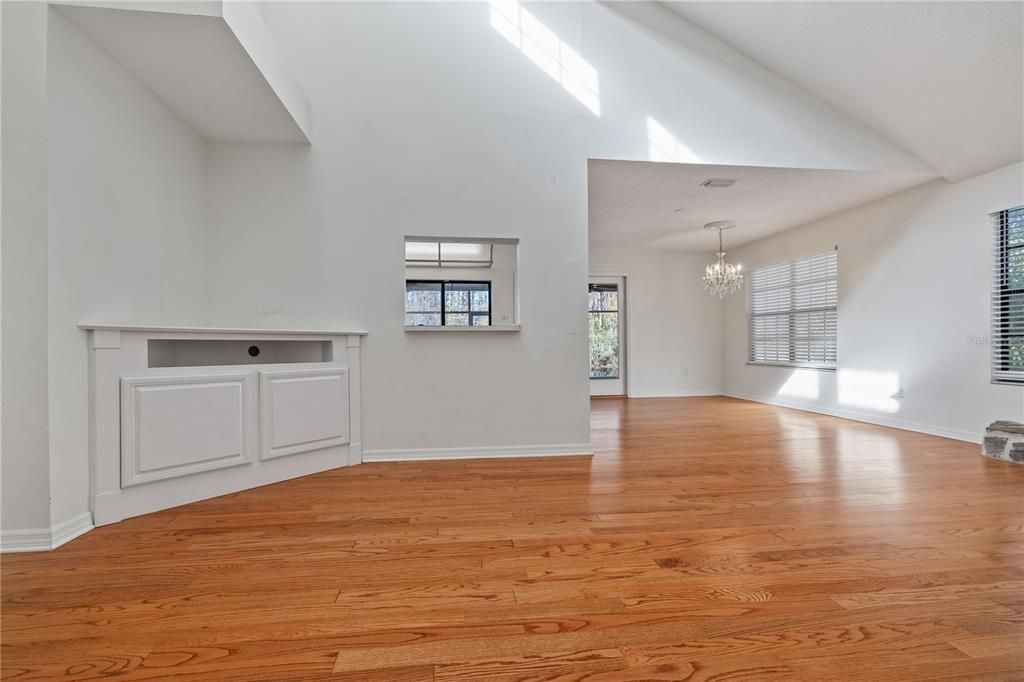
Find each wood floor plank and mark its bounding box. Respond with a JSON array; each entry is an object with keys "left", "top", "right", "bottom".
[
  {"left": 789, "top": 651, "right": 1024, "bottom": 682},
  {"left": 432, "top": 647, "right": 626, "bottom": 681},
  {"left": 950, "top": 633, "right": 1024, "bottom": 658},
  {"left": 3, "top": 396, "right": 1023, "bottom": 680},
  {"left": 331, "top": 665, "right": 435, "bottom": 682}
]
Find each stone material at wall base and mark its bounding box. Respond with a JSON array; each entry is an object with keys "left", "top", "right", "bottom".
[{"left": 982, "top": 421, "right": 1024, "bottom": 464}]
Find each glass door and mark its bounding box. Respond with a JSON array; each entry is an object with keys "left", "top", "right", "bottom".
[{"left": 589, "top": 276, "right": 625, "bottom": 396}]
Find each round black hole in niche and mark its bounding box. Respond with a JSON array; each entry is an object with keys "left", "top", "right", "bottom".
[{"left": 248, "top": 345, "right": 260, "bottom": 357}]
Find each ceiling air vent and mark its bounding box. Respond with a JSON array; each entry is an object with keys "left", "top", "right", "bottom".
[{"left": 701, "top": 178, "right": 737, "bottom": 189}]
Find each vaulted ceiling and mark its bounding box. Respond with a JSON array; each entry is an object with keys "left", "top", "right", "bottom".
[
  {"left": 589, "top": 2, "right": 1022, "bottom": 252},
  {"left": 661, "top": 1, "right": 1023, "bottom": 182},
  {"left": 588, "top": 161, "right": 933, "bottom": 251}
]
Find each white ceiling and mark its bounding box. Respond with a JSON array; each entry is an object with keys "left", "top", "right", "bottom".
[
  {"left": 663, "top": 1, "right": 1024, "bottom": 182},
  {"left": 57, "top": 4, "right": 309, "bottom": 143},
  {"left": 588, "top": 160, "right": 934, "bottom": 251}
]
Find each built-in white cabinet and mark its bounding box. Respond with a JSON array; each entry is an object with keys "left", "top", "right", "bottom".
[
  {"left": 121, "top": 372, "right": 256, "bottom": 487},
  {"left": 82, "top": 325, "right": 365, "bottom": 526},
  {"left": 259, "top": 367, "right": 350, "bottom": 461}
]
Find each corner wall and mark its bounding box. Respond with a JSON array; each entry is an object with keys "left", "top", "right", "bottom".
[
  {"left": 722, "top": 162, "right": 1024, "bottom": 442},
  {"left": 45, "top": 9, "right": 211, "bottom": 534},
  {"left": 1, "top": 9, "right": 212, "bottom": 550}
]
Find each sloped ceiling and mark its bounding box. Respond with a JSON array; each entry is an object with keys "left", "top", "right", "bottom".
[
  {"left": 588, "top": 160, "right": 934, "bottom": 251},
  {"left": 55, "top": 3, "right": 310, "bottom": 143},
  {"left": 662, "top": 1, "right": 1023, "bottom": 182}
]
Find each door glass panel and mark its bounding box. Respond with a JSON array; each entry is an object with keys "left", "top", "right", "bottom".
[
  {"left": 589, "top": 283, "right": 620, "bottom": 379},
  {"left": 589, "top": 288, "right": 618, "bottom": 312}
]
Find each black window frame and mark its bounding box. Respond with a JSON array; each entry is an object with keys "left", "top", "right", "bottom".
[
  {"left": 995, "top": 206, "right": 1024, "bottom": 381},
  {"left": 405, "top": 279, "right": 491, "bottom": 327}
]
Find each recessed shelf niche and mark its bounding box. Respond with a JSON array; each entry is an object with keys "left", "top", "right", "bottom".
[{"left": 148, "top": 339, "right": 332, "bottom": 368}]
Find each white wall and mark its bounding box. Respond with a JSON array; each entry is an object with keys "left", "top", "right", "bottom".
[
  {"left": 723, "top": 162, "right": 1024, "bottom": 442},
  {"left": 44, "top": 10, "right": 210, "bottom": 529},
  {"left": 589, "top": 247, "right": 722, "bottom": 397},
  {"left": 2, "top": 2, "right": 51, "bottom": 535}
]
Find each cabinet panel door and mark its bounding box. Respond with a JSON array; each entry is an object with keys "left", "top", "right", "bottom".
[
  {"left": 121, "top": 373, "right": 255, "bottom": 487},
  {"left": 260, "top": 368, "right": 350, "bottom": 460}
]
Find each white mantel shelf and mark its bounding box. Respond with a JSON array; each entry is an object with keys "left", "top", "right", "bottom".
[
  {"left": 405, "top": 325, "right": 521, "bottom": 333},
  {"left": 79, "top": 323, "right": 367, "bottom": 336}
]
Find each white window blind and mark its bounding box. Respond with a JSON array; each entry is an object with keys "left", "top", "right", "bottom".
[
  {"left": 748, "top": 250, "right": 838, "bottom": 368},
  {"left": 992, "top": 206, "right": 1024, "bottom": 385}
]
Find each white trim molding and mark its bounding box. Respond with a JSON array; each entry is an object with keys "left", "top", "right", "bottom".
[
  {"left": 51, "top": 512, "right": 95, "bottom": 548},
  {"left": 405, "top": 325, "right": 521, "bottom": 333},
  {"left": 627, "top": 390, "right": 722, "bottom": 399},
  {"left": 1, "top": 512, "right": 94, "bottom": 553},
  {"left": 79, "top": 323, "right": 366, "bottom": 336},
  {"left": 363, "top": 443, "right": 593, "bottom": 462},
  {"left": 0, "top": 528, "right": 52, "bottom": 553},
  {"left": 723, "top": 392, "right": 980, "bottom": 444}
]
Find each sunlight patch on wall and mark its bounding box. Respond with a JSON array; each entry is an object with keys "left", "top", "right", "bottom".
[
  {"left": 646, "top": 117, "right": 701, "bottom": 163},
  {"left": 777, "top": 369, "right": 821, "bottom": 401},
  {"left": 837, "top": 369, "right": 901, "bottom": 414},
  {"left": 490, "top": 0, "right": 601, "bottom": 116}
]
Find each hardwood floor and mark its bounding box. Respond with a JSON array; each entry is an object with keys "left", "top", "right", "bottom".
[{"left": 3, "top": 396, "right": 1023, "bottom": 680}]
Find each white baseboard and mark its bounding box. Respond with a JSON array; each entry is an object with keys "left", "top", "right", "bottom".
[
  {"left": 51, "top": 512, "right": 95, "bottom": 548},
  {"left": 722, "top": 392, "right": 981, "bottom": 444},
  {"left": 363, "top": 443, "right": 594, "bottom": 462},
  {"left": 0, "top": 512, "right": 94, "bottom": 553},
  {"left": 627, "top": 390, "right": 721, "bottom": 399},
  {"left": 0, "top": 527, "right": 52, "bottom": 553}
]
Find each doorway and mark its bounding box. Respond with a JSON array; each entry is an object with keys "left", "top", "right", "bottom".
[{"left": 589, "top": 276, "right": 626, "bottom": 396}]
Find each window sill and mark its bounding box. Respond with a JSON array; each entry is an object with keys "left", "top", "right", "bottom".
[
  {"left": 405, "top": 325, "right": 520, "bottom": 333},
  {"left": 747, "top": 362, "right": 837, "bottom": 372}
]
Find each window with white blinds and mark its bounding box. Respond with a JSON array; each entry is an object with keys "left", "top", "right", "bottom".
[
  {"left": 748, "top": 250, "right": 838, "bottom": 369},
  {"left": 992, "top": 206, "right": 1024, "bottom": 385}
]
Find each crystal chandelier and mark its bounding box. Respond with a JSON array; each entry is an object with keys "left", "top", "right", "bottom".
[{"left": 702, "top": 221, "right": 743, "bottom": 298}]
